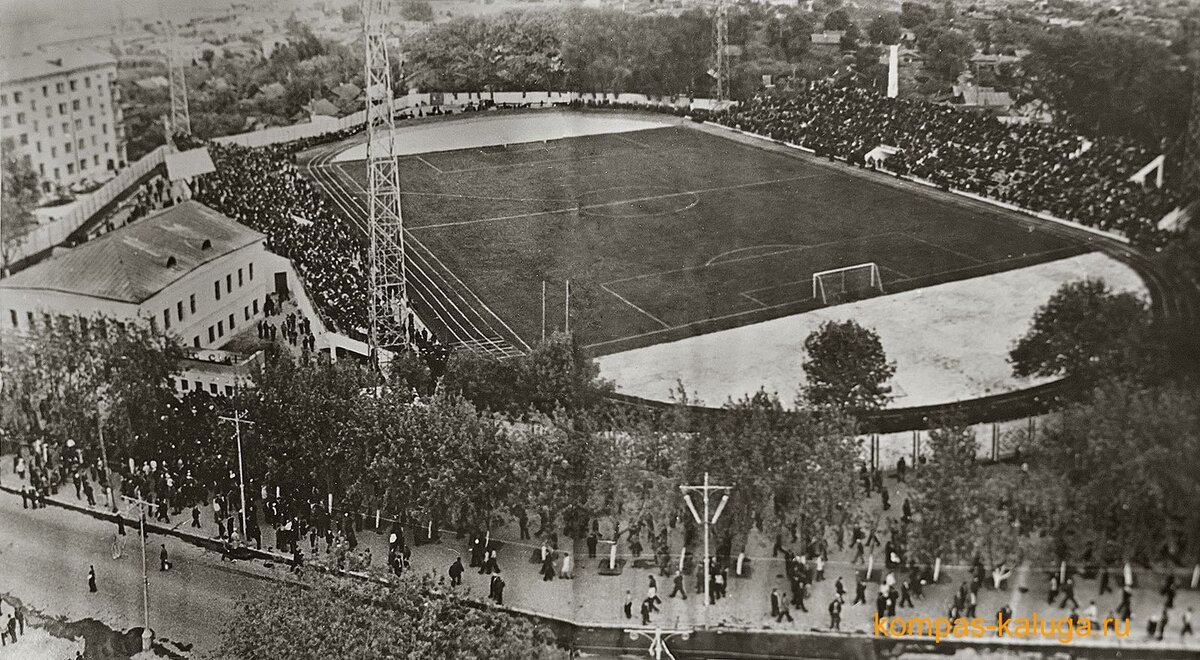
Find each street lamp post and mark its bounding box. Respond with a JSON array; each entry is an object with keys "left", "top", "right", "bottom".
[
  {"left": 218, "top": 411, "right": 254, "bottom": 537},
  {"left": 122, "top": 493, "right": 155, "bottom": 651},
  {"left": 680, "top": 472, "right": 731, "bottom": 628}
]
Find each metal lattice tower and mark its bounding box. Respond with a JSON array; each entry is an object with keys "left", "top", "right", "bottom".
[
  {"left": 713, "top": 0, "right": 730, "bottom": 102},
  {"left": 166, "top": 20, "right": 190, "bottom": 136},
  {"left": 364, "top": 0, "right": 408, "bottom": 357}
]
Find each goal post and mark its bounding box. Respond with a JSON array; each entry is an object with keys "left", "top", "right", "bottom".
[{"left": 812, "top": 262, "right": 883, "bottom": 304}]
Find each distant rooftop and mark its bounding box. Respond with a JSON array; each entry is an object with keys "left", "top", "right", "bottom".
[
  {"left": 0, "top": 201, "right": 264, "bottom": 304},
  {"left": 0, "top": 46, "right": 117, "bottom": 85}
]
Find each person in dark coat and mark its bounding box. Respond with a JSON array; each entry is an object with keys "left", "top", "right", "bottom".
[
  {"left": 771, "top": 588, "right": 782, "bottom": 618},
  {"left": 853, "top": 578, "right": 867, "bottom": 605},
  {"left": 87, "top": 566, "right": 97, "bottom": 593},
  {"left": 449, "top": 557, "right": 464, "bottom": 586},
  {"left": 160, "top": 544, "right": 170, "bottom": 571},
  {"left": 829, "top": 598, "right": 843, "bottom": 630},
  {"left": 541, "top": 554, "right": 556, "bottom": 581}
]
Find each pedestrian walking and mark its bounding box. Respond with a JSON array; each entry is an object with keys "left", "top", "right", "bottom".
[
  {"left": 492, "top": 574, "right": 505, "bottom": 606},
  {"left": 670, "top": 570, "right": 687, "bottom": 599},
  {"left": 1181, "top": 607, "right": 1193, "bottom": 637},
  {"left": 191, "top": 506, "right": 201, "bottom": 528},
  {"left": 159, "top": 544, "right": 170, "bottom": 572},
  {"left": 829, "top": 597, "right": 842, "bottom": 630},
  {"left": 449, "top": 557, "right": 464, "bottom": 586},
  {"left": 87, "top": 566, "right": 97, "bottom": 593},
  {"left": 624, "top": 590, "right": 633, "bottom": 620},
  {"left": 14, "top": 605, "right": 23, "bottom": 635},
  {"left": 640, "top": 598, "right": 652, "bottom": 625},
  {"left": 586, "top": 530, "right": 598, "bottom": 559},
  {"left": 541, "top": 553, "right": 556, "bottom": 581},
  {"left": 852, "top": 578, "right": 867, "bottom": 605}
]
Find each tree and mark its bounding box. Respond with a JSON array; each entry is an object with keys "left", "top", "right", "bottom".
[
  {"left": 925, "top": 29, "right": 974, "bottom": 80},
  {"left": 1030, "top": 381, "right": 1200, "bottom": 566},
  {"left": 907, "top": 423, "right": 984, "bottom": 563},
  {"left": 1009, "top": 278, "right": 1150, "bottom": 382},
  {"left": 823, "top": 9, "right": 853, "bottom": 32},
  {"left": 867, "top": 13, "right": 902, "bottom": 45},
  {"left": 220, "top": 576, "right": 567, "bottom": 660},
  {"left": 1023, "top": 26, "right": 1190, "bottom": 145},
  {"left": 400, "top": 0, "right": 435, "bottom": 23},
  {"left": 801, "top": 320, "right": 895, "bottom": 413},
  {"left": 1, "top": 137, "right": 41, "bottom": 275},
  {"left": 899, "top": 2, "right": 936, "bottom": 29}
]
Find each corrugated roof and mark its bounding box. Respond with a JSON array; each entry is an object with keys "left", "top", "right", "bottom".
[
  {"left": 0, "top": 47, "right": 117, "bottom": 85},
  {"left": 0, "top": 201, "right": 264, "bottom": 304}
]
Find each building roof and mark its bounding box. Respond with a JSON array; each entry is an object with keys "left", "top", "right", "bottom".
[
  {"left": 0, "top": 47, "right": 117, "bottom": 86},
  {"left": 954, "top": 85, "right": 1014, "bottom": 109},
  {"left": 811, "top": 31, "right": 845, "bottom": 45},
  {"left": 0, "top": 201, "right": 264, "bottom": 304},
  {"left": 308, "top": 98, "right": 341, "bottom": 117},
  {"left": 165, "top": 147, "right": 216, "bottom": 182}
]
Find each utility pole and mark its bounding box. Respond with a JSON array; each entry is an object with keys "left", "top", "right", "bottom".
[
  {"left": 680, "top": 472, "right": 731, "bottom": 628},
  {"left": 541, "top": 280, "right": 547, "bottom": 341},
  {"left": 564, "top": 279, "right": 571, "bottom": 334},
  {"left": 218, "top": 411, "right": 254, "bottom": 536},
  {"left": 624, "top": 627, "right": 692, "bottom": 660},
  {"left": 121, "top": 494, "right": 155, "bottom": 651}
]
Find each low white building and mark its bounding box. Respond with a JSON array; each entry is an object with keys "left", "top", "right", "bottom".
[{"left": 1, "top": 200, "right": 269, "bottom": 352}]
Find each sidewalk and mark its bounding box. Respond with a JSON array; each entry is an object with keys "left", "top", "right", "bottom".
[{"left": 2, "top": 454, "right": 1197, "bottom": 653}]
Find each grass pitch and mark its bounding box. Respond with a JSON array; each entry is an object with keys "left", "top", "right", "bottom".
[{"left": 329, "top": 123, "right": 1090, "bottom": 354}]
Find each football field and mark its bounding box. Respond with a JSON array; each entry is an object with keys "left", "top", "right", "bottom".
[{"left": 315, "top": 121, "right": 1091, "bottom": 355}]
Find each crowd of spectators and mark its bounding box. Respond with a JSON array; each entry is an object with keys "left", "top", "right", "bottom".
[{"left": 699, "top": 83, "right": 1181, "bottom": 245}]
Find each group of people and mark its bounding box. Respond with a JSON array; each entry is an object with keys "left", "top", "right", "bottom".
[{"left": 705, "top": 83, "right": 1181, "bottom": 245}]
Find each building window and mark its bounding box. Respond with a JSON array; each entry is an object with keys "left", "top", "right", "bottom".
[
  {"left": 58, "top": 103, "right": 65, "bottom": 114},
  {"left": 1, "top": 93, "right": 7, "bottom": 106},
  {"left": 163, "top": 309, "right": 171, "bottom": 330},
  {"left": 65, "top": 142, "right": 71, "bottom": 153},
  {"left": 55, "top": 83, "right": 64, "bottom": 94},
  {"left": 214, "top": 281, "right": 221, "bottom": 300},
  {"left": 48, "top": 125, "right": 54, "bottom": 137},
  {"left": 249, "top": 263, "right": 254, "bottom": 280},
  {"left": 193, "top": 336, "right": 200, "bottom": 348},
  {"left": 177, "top": 301, "right": 184, "bottom": 321},
  {"left": 228, "top": 313, "right": 235, "bottom": 330},
  {"left": 72, "top": 100, "right": 80, "bottom": 111},
  {"left": 41, "top": 86, "right": 47, "bottom": 97},
  {"left": 18, "top": 134, "right": 27, "bottom": 146},
  {"left": 13, "top": 92, "right": 21, "bottom": 103},
  {"left": 80, "top": 159, "right": 86, "bottom": 171},
  {"left": 27, "top": 312, "right": 34, "bottom": 328},
  {"left": 85, "top": 76, "right": 91, "bottom": 87},
  {"left": 238, "top": 268, "right": 243, "bottom": 287},
  {"left": 217, "top": 320, "right": 224, "bottom": 337},
  {"left": 66, "top": 163, "right": 74, "bottom": 174},
  {"left": 208, "top": 327, "right": 215, "bottom": 343},
  {"left": 244, "top": 305, "right": 250, "bottom": 320},
  {"left": 252, "top": 300, "right": 259, "bottom": 315},
  {"left": 149, "top": 317, "right": 157, "bottom": 333},
  {"left": 89, "top": 115, "right": 95, "bottom": 127},
  {"left": 209, "top": 383, "right": 218, "bottom": 395},
  {"left": 9, "top": 310, "right": 17, "bottom": 328},
  {"left": 69, "top": 80, "right": 76, "bottom": 91},
  {"left": 102, "top": 123, "right": 107, "bottom": 134},
  {"left": 225, "top": 385, "right": 234, "bottom": 396},
  {"left": 226, "top": 274, "right": 232, "bottom": 293},
  {"left": 44, "top": 106, "right": 51, "bottom": 118},
  {"left": 16, "top": 112, "right": 25, "bottom": 124},
  {"left": 181, "top": 379, "right": 189, "bottom": 390},
  {"left": 194, "top": 380, "right": 202, "bottom": 391},
  {"left": 189, "top": 294, "right": 196, "bottom": 314}
]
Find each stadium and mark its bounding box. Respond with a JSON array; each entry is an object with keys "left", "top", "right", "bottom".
[{"left": 296, "top": 106, "right": 1156, "bottom": 411}]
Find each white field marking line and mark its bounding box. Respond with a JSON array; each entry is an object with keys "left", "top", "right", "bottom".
[
  {"left": 604, "top": 231, "right": 908, "bottom": 288},
  {"left": 739, "top": 292, "right": 769, "bottom": 308},
  {"left": 324, "top": 162, "right": 502, "bottom": 347},
  {"left": 400, "top": 190, "right": 575, "bottom": 204},
  {"left": 582, "top": 192, "right": 700, "bottom": 219},
  {"left": 881, "top": 264, "right": 912, "bottom": 279},
  {"left": 704, "top": 244, "right": 806, "bottom": 267},
  {"left": 413, "top": 172, "right": 830, "bottom": 232},
  {"left": 335, "top": 167, "right": 533, "bottom": 352},
  {"left": 613, "top": 133, "right": 652, "bottom": 149},
  {"left": 901, "top": 231, "right": 986, "bottom": 265},
  {"left": 414, "top": 155, "right": 445, "bottom": 174},
  {"left": 434, "top": 150, "right": 642, "bottom": 175},
  {"left": 586, "top": 244, "right": 1085, "bottom": 351},
  {"left": 599, "top": 283, "right": 671, "bottom": 329},
  {"left": 313, "top": 153, "right": 487, "bottom": 347}
]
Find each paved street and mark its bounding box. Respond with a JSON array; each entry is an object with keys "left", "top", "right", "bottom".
[
  {"left": 2, "top": 455, "right": 1198, "bottom": 657},
  {"left": 0, "top": 471, "right": 279, "bottom": 656}
]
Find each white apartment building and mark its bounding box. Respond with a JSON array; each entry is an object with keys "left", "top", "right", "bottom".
[
  {"left": 0, "top": 46, "right": 128, "bottom": 194},
  {"left": 0, "top": 201, "right": 269, "bottom": 353}
]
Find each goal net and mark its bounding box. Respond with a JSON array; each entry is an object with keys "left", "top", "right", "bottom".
[{"left": 812, "top": 263, "right": 883, "bottom": 305}]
